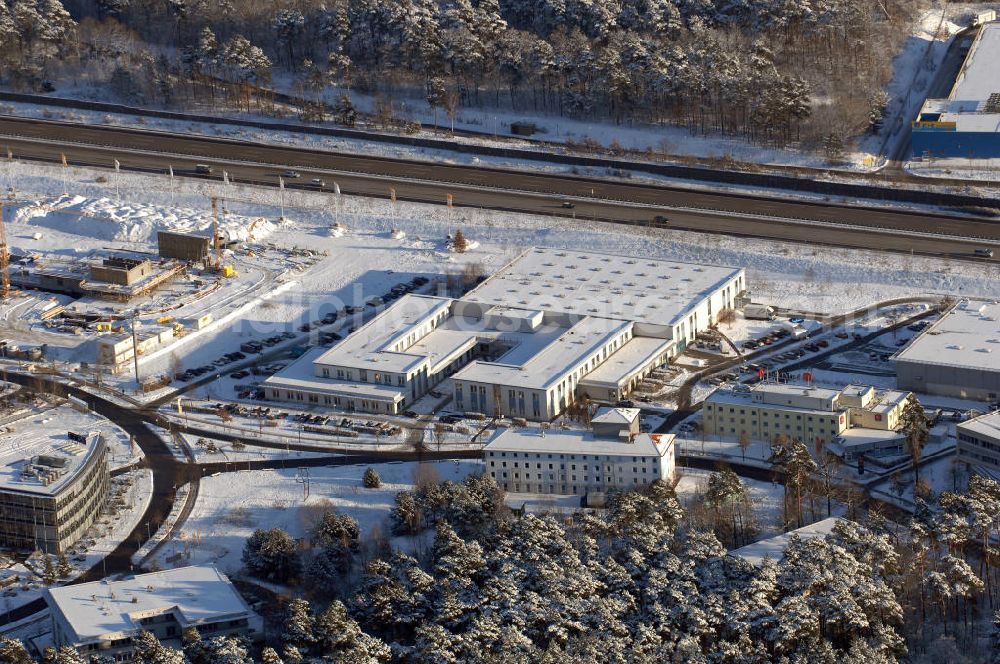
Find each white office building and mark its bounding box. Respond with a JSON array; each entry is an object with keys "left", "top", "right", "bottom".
[
  {"left": 264, "top": 248, "right": 744, "bottom": 419},
  {"left": 483, "top": 407, "right": 676, "bottom": 495},
  {"left": 957, "top": 411, "right": 1000, "bottom": 470},
  {"left": 46, "top": 566, "right": 263, "bottom": 661}
]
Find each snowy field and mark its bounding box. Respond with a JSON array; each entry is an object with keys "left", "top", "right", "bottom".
[{"left": 151, "top": 459, "right": 481, "bottom": 574}]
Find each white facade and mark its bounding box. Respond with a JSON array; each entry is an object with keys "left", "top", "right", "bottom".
[
  {"left": 483, "top": 423, "right": 676, "bottom": 495},
  {"left": 957, "top": 411, "right": 1000, "bottom": 470},
  {"left": 46, "top": 566, "right": 263, "bottom": 661}
]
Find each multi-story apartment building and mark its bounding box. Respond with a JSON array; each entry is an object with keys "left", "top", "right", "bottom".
[
  {"left": 483, "top": 407, "right": 675, "bottom": 495},
  {"left": 702, "top": 382, "right": 912, "bottom": 451}
]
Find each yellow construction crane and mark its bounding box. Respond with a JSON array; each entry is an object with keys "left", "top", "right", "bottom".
[
  {"left": 0, "top": 203, "right": 8, "bottom": 299},
  {"left": 211, "top": 196, "right": 222, "bottom": 271}
]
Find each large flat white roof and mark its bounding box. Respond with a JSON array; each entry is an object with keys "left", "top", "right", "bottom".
[
  {"left": 484, "top": 427, "right": 674, "bottom": 457},
  {"left": 463, "top": 247, "right": 743, "bottom": 329},
  {"left": 950, "top": 22, "right": 1000, "bottom": 102},
  {"left": 453, "top": 316, "right": 631, "bottom": 389},
  {"left": 313, "top": 294, "right": 451, "bottom": 375},
  {"left": 46, "top": 566, "right": 254, "bottom": 643},
  {"left": 893, "top": 301, "right": 1000, "bottom": 371},
  {"left": 0, "top": 406, "right": 106, "bottom": 497}
]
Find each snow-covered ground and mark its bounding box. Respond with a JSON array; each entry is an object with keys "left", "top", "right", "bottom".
[{"left": 150, "top": 459, "right": 481, "bottom": 574}]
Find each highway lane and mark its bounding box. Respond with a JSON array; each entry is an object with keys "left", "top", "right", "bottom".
[{"left": 0, "top": 117, "right": 999, "bottom": 257}]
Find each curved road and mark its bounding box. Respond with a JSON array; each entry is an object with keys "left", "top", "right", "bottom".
[{"left": 0, "top": 370, "right": 477, "bottom": 625}]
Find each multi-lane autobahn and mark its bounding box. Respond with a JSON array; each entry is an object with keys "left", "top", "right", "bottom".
[{"left": 0, "top": 116, "right": 998, "bottom": 260}]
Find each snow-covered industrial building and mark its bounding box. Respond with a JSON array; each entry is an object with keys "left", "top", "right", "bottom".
[
  {"left": 911, "top": 21, "right": 1000, "bottom": 158},
  {"left": 0, "top": 427, "right": 109, "bottom": 553},
  {"left": 483, "top": 407, "right": 676, "bottom": 495},
  {"left": 956, "top": 411, "right": 1000, "bottom": 470},
  {"left": 894, "top": 300, "right": 1000, "bottom": 401},
  {"left": 265, "top": 248, "right": 744, "bottom": 419},
  {"left": 46, "top": 566, "right": 263, "bottom": 659}
]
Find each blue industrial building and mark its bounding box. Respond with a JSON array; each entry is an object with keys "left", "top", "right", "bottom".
[{"left": 912, "top": 22, "right": 1000, "bottom": 159}]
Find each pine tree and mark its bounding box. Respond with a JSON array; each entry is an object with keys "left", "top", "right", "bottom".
[
  {"left": 314, "top": 600, "right": 391, "bottom": 662},
  {"left": 452, "top": 229, "right": 468, "bottom": 253},
  {"left": 57, "top": 551, "right": 71, "bottom": 578},
  {"left": 52, "top": 647, "right": 85, "bottom": 664},
  {"left": 132, "top": 631, "right": 184, "bottom": 664},
  {"left": 363, "top": 467, "right": 382, "bottom": 488},
  {"left": 241, "top": 528, "right": 301, "bottom": 583},
  {"left": 900, "top": 396, "right": 929, "bottom": 485},
  {"left": 282, "top": 598, "right": 316, "bottom": 653},
  {"left": 0, "top": 637, "right": 33, "bottom": 664},
  {"left": 41, "top": 555, "right": 56, "bottom": 585},
  {"left": 260, "top": 647, "right": 283, "bottom": 664}
]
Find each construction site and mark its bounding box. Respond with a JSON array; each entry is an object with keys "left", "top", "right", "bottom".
[{"left": 0, "top": 194, "right": 297, "bottom": 380}]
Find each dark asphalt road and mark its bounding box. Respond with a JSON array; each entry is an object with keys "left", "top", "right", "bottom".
[{"left": 1, "top": 117, "right": 999, "bottom": 261}]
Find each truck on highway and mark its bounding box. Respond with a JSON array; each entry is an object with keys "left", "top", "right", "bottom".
[{"left": 743, "top": 304, "right": 776, "bottom": 321}]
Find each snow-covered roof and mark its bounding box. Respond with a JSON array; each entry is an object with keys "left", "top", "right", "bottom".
[
  {"left": 833, "top": 428, "right": 904, "bottom": 448},
  {"left": 957, "top": 410, "right": 1000, "bottom": 441},
  {"left": 949, "top": 22, "right": 1000, "bottom": 102},
  {"left": 869, "top": 390, "right": 910, "bottom": 415},
  {"left": 264, "top": 347, "right": 407, "bottom": 403},
  {"left": 484, "top": 427, "right": 674, "bottom": 458},
  {"left": 462, "top": 247, "right": 743, "bottom": 331},
  {"left": 578, "top": 336, "right": 674, "bottom": 389},
  {"left": 314, "top": 294, "right": 452, "bottom": 376},
  {"left": 45, "top": 566, "right": 257, "bottom": 644},
  {"left": 705, "top": 383, "right": 844, "bottom": 415},
  {"left": 893, "top": 301, "right": 1000, "bottom": 371},
  {"left": 452, "top": 316, "right": 633, "bottom": 390},
  {"left": 0, "top": 408, "right": 106, "bottom": 497},
  {"left": 591, "top": 407, "right": 641, "bottom": 425},
  {"left": 731, "top": 518, "right": 843, "bottom": 566}
]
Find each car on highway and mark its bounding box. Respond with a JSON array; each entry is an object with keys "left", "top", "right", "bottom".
[
  {"left": 311, "top": 178, "right": 325, "bottom": 187},
  {"left": 561, "top": 201, "right": 575, "bottom": 209},
  {"left": 654, "top": 215, "right": 669, "bottom": 223},
  {"left": 195, "top": 164, "right": 213, "bottom": 174},
  {"left": 975, "top": 247, "right": 994, "bottom": 258},
  {"left": 283, "top": 170, "right": 301, "bottom": 178}
]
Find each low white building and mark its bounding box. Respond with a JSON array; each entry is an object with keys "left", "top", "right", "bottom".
[
  {"left": 46, "top": 566, "right": 263, "bottom": 660},
  {"left": 483, "top": 407, "right": 675, "bottom": 495}
]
